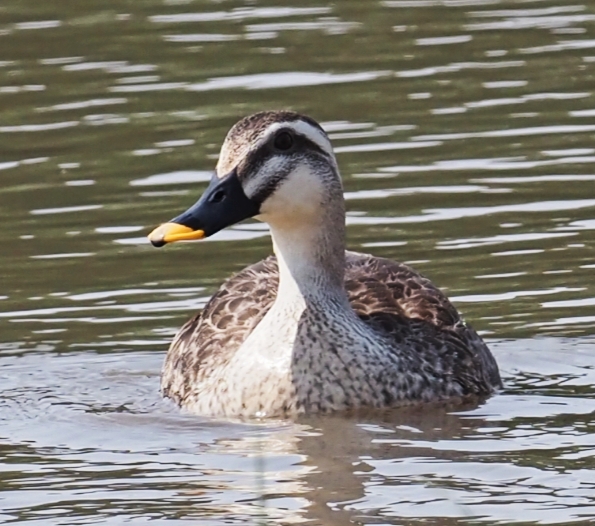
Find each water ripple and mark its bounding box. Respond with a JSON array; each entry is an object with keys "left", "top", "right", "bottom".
[
  {"left": 30, "top": 205, "right": 103, "bottom": 215},
  {"left": 186, "top": 71, "right": 392, "bottom": 91},
  {"left": 130, "top": 171, "right": 212, "bottom": 186},
  {"left": 150, "top": 7, "right": 332, "bottom": 24},
  {"left": 347, "top": 199, "right": 595, "bottom": 225},
  {"left": 414, "top": 124, "right": 595, "bottom": 141}
]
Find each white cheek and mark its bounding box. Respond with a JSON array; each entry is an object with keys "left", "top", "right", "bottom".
[
  {"left": 242, "top": 156, "right": 285, "bottom": 198},
  {"left": 259, "top": 165, "right": 324, "bottom": 222}
]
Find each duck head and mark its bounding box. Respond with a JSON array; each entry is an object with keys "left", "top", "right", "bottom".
[{"left": 148, "top": 111, "right": 342, "bottom": 247}]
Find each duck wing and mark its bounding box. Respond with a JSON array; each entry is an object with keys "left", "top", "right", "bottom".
[{"left": 344, "top": 251, "right": 501, "bottom": 394}]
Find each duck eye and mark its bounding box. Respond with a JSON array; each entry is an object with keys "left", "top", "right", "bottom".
[{"left": 273, "top": 131, "right": 294, "bottom": 151}]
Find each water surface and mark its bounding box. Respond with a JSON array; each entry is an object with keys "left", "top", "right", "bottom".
[{"left": 1, "top": 0, "right": 595, "bottom": 523}]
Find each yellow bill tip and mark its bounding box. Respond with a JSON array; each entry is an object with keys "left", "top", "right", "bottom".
[{"left": 148, "top": 223, "right": 205, "bottom": 247}]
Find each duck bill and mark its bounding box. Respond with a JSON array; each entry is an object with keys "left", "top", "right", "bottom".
[{"left": 148, "top": 169, "right": 260, "bottom": 247}]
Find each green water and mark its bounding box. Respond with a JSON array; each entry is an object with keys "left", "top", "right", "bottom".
[{"left": 1, "top": 0, "right": 595, "bottom": 524}]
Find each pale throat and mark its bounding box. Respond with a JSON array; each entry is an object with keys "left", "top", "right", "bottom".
[
  {"left": 254, "top": 158, "right": 349, "bottom": 308},
  {"left": 267, "top": 206, "right": 348, "bottom": 306}
]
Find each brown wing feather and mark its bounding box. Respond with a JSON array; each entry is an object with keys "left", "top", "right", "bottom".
[
  {"left": 343, "top": 252, "right": 501, "bottom": 394},
  {"left": 161, "top": 252, "right": 500, "bottom": 403},
  {"left": 344, "top": 251, "right": 460, "bottom": 325}
]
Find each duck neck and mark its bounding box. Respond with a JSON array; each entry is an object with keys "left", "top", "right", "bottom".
[{"left": 269, "top": 200, "right": 348, "bottom": 308}]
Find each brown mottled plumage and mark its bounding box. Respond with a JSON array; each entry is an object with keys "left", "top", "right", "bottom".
[
  {"left": 161, "top": 252, "right": 500, "bottom": 412},
  {"left": 152, "top": 111, "right": 501, "bottom": 418}
]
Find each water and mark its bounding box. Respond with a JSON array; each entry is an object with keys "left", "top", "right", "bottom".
[{"left": 1, "top": 0, "right": 595, "bottom": 523}]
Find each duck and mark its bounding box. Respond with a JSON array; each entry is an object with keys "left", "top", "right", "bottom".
[{"left": 148, "top": 110, "right": 501, "bottom": 418}]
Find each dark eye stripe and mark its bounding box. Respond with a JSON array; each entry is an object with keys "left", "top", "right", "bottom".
[
  {"left": 237, "top": 131, "right": 333, "bottom": 205},
  {"left": 270, "top": 129, "right": 331, "bottom": 159},
  {"left": 241, "top": 131, "right": 332, "bottom": 179}
]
